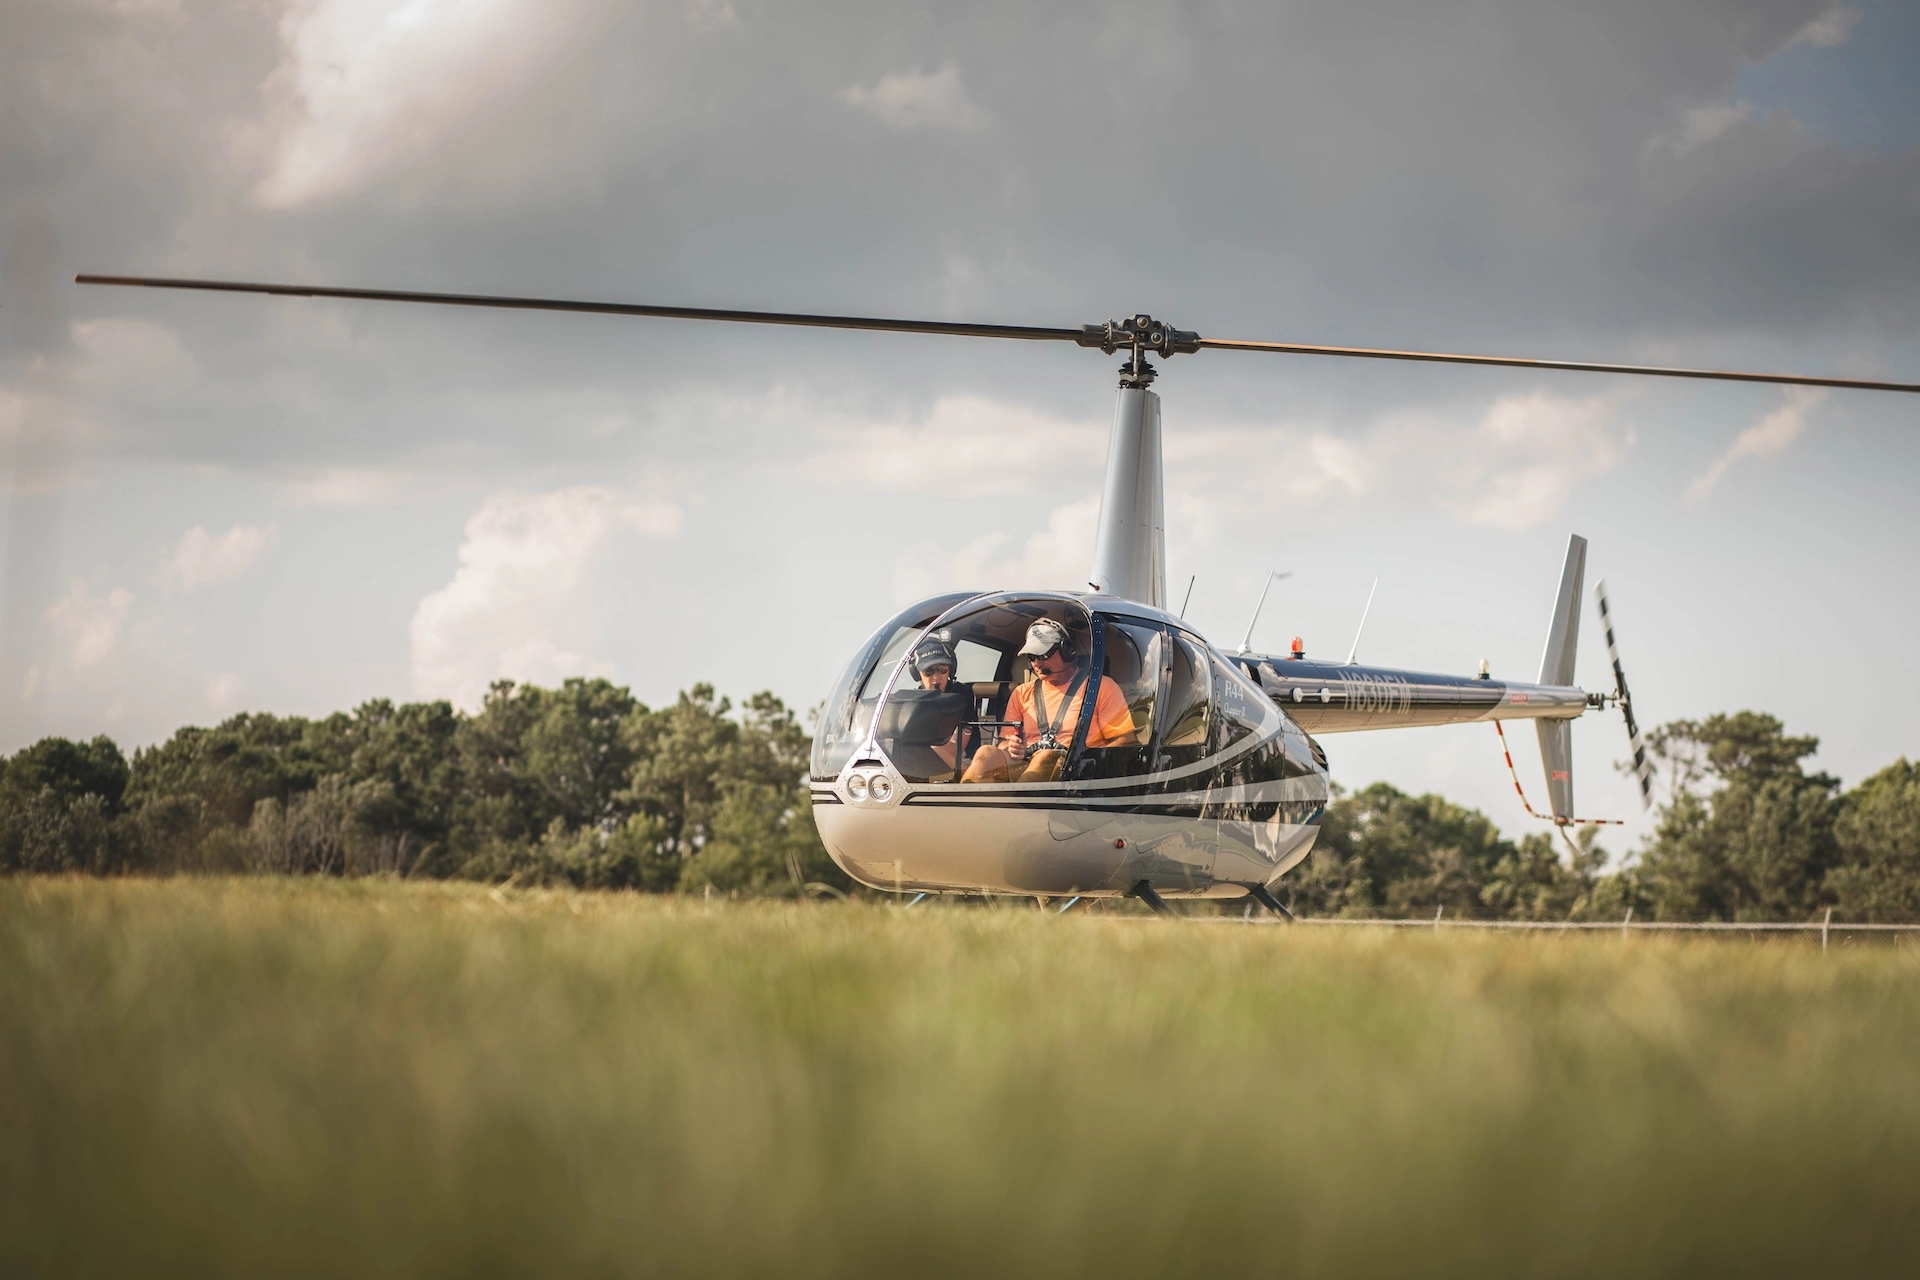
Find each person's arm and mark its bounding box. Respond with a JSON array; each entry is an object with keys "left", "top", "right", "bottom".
[
  {"left": 1091, "top": 677, "right": 1138, "bottom": 747},
  {"left": 1001, "top": 684, "right": 1031, "bottom": 758}
]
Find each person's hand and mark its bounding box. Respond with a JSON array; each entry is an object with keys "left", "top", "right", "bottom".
[{"left": 1004, "top": 736, "right": 1027, "bottom": 762}]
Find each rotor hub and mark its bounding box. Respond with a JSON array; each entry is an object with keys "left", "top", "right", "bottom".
[{"left": 1076, "top": 314, "right": 1201, "bottom": 359}]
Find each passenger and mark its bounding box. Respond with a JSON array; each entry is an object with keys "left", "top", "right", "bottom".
[
  {"left": 909, "top": 638, "right": 974, "bottom": 777},
  {"left": 962, "top": 619, "right": 1136, "bottom": 784}
]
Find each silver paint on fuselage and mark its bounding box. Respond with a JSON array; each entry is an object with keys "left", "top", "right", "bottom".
[
  {"left": 813, "top": 590, "right": 1332, "bottom": 898},
  {"left": 810, "top": 589, "right": 1591, "bottom": 901}
]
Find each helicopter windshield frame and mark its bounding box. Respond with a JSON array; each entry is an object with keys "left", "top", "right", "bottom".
[{"left": 809, "top": 591, "right": 978, "bottom": 781}]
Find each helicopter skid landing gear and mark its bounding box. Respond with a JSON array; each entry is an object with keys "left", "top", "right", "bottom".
[
  {"left": 1128, "top": 880, "right": 1172, "bottom": 917},
  {"left": 1245, "top": 883, "right": 1295, "bottom": 921}
]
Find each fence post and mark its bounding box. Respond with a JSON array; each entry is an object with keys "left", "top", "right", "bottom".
[
  {"left": 1823, "top": 907, "right": 1832, "bottom": 953},
  {"left": 1434, "top": 904, "right": 1444, "bottom": 930},
  {"left": 1622, "top": 907, "right": 1633, "bottom": 939}
]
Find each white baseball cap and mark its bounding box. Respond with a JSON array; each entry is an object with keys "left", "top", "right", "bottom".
[{"left": 1018, "top": 618, "right": 1072, "bottom": 658}]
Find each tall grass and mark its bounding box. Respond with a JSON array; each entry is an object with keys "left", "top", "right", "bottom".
[{"left": 3, "top": 878, "right": 1917, "bottom": 1277}]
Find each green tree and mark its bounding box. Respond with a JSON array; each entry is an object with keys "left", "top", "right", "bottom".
[
  {"left": 333, "top": 698, "right": 464, "bottom": 874},
  {"left": 124, "top": 714, "right": 334, "bottom": 829},
  {"left": 450, "top": 678, "right": 645, "bottom": 860},
  {"left": 1482, "top": 827, "right": 1610, "bottom": 921},
  {"left": 0, "top": 736, "right": 131, "bottom": 873},
  {"left": 1826, "top": 759, "right": 1920, "bottom": 922},
  {"left": 1287, "top": 782, "right": 1515, "bottom": 918},
  {"left": 1635, "top": 712, "right": 1838, "bottom": 921}
]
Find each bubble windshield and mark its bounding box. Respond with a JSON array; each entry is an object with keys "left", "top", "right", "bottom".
[
  {"left": 870, "top": 595, "right": 1102, "bottom": 785},
  {"left": 810, "top": 592, "right": 977, "bottom": 780}
]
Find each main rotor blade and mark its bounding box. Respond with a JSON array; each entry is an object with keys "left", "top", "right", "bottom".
[
  {"left": 76, "top": 274, "right": 1920, "bottom": 392},
  {"left": 1195, "top": 335, "right": 1920, "bottom": 393},
  {"left": 72, "top": 275, "right": 1086, "bottom": 345}
]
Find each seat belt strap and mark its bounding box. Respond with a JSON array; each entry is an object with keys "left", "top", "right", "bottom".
[{"left": 1034, "top": 666, "right": 1089, "bottom": 748}]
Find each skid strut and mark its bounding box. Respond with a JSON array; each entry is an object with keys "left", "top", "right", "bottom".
[
  {"left": 1246, "top": 884, "right": 1295, "bottom": 921},
  {"left": 1128, "top": 880, "right": 1172, "bottom": 917}
]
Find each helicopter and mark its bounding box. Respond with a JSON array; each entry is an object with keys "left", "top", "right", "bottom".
[{"left": 75, "top": 273, "right": 1920, "bottom": 914}]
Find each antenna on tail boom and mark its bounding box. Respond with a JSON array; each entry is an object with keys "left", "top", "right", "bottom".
[
  {"left": 1236, "top": 570, "right": 1291, "bottom": 652},
  {"left": 1345, "top": 577, "right": 1380, "bottom": 665}
]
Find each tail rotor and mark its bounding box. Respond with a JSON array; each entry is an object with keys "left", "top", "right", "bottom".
[{"left": 1595, "top": 580, "right": 1653, "bottom": 810}]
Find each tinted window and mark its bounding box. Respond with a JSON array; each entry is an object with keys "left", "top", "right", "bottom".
[
  {"left": 1076, "top": 620, "right": 1162, "bottom": 779},
  {"left": 1156, "top": 631, "right": 1212, "bottom": 770}
]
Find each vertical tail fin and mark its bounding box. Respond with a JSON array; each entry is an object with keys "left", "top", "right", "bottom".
[
  {"left": 1538, "top": 534, "right": 1587, "bottom": 687},
  {"left": 1535, "top": 534, "right": 1586, "bottom": 821},
  {"left": 1535, "top": 720, "right": 1575, "bottom": 822}
]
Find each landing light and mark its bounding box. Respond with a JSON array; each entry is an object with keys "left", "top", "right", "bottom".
[
  {"left": 869, "top": 776, "right": 894, "bottom": 802},
  {"left": 847, "top": 774, "right": 868, "bottom": 800}
]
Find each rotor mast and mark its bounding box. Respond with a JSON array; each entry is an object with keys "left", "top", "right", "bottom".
[{"left": 1084, "top": 315, "right": 1196, "bottom": 608}]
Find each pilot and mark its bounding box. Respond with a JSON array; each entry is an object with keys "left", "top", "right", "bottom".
[
  {"left": 961, "top": 618, "right": 1136, "bottom": 784},
  {"left": 909, "top": 637, "right": 975, "bottom": 777}
]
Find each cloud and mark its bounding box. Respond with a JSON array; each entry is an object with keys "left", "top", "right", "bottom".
[
  {"left": 1685, "top": 387, "right": 1825, "bottom": 503},
  {"left": 891, "top": 496, "right": 1099, "bottom": 601},
  {"left": 1652, "top": 101, "right": 1757, "bottom": 155},
  {"left": 163, "top": 523, "right": 277, "bottom": 589},
  {"left": 251, "top": 0, "right": 594, "bottom": 208},
  {"left": 409, "top": 485, "right": 680, "bottom": 705},
  {"left": 71, "top": 317, "right": 195, "bottom": 392},
  {"left": 1158, "top": 390, "right": 1628, "bottom": 539},
  {"left": 206, "top": 671, "right": 245, "bottom": 709},
  {"left": 45, "top": 581, "right": 134, "bottom": 669},
  {"left": 1451, "top": 390, "right": 1632, "bottom": 531},
  {"left": 1792, "top": 6, "right": 1860, "bottom": 49},
  {"left": 809, "top": 395, "right": 1103, "bottom": 494},
  {"left": 840, "top": 64, "right": 988, "bottom": 132},
  {"left": 277, "top": 466, "right": 415, "bottom": 507}
]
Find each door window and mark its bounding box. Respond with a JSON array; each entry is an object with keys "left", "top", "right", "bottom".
[
  {"left": 1156, "top": 631, "right": 1212, "bottom": 770},
  {"left": 1074, "top": 619, "right": 1162, "bottom": 779}
]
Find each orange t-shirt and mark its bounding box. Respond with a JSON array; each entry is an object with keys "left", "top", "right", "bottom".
[{"left": 1004, "top": 673, "right": 1137, "bottom": 749}]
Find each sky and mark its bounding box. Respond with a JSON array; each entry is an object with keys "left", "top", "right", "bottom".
[{"left": 3, "top": 0, "right": 1916, "bottom": 855}]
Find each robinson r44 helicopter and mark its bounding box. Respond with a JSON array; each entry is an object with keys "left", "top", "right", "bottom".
[{"left": 77, "top": 273, "right": 1920, "bottom": 914}]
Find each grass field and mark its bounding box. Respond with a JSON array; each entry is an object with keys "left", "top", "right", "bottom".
[{"left": 4, "top": 879, "right": 1918, "bottom": 1278}]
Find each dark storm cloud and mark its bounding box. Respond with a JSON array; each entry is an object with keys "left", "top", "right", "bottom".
[{"left": 4, "top": 0, "right": 1914, "bottom": 477}]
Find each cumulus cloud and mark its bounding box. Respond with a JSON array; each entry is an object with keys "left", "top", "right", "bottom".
[
  {"left": 163, "top": 523, "right": 277, "bottom": 589},
  {"left": 206, "top": 671, "right": 246, "bottom": 709},
  {"left": 809, "top": 395, "right": 1102, "bottom": 494},
  {"left": 840, "top": 64, "right": 988, "bottom": 132},
  {"left": 409, "top": 485, "right": 681, "bottom": 705},
  {"left": 891, "top": 496, "right": 1099, "bottom": 601},
  {"left": 1792, "top": 6, "right": 1860, "bottom": 49},
  {"left": 277, "top": 466, "right": 416, "bottom": 507},
  {"left": 251, "top": 0, "right": 594, "bottom": 208},
  {"left": 1158, "top": 390, "right": 1627, "bottom": 539},
  {"left": 1685, "top": 387, "right": 1825, "bottom": 503},
  {"left": 1652, "top": 101, "right": 1758, "bottom": 155},
  {"left": 71, "top": 317, "right": 195, "bottom": 392},
  {"left": 45, "top": 581, "right": 134, "bottom": 669},
  {"left": 1452, "top": 390, "right": 1633, "bottom": 531}
]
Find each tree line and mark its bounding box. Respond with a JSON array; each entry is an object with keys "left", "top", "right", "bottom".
[
  {"left": 0, "top": 680, "right": 842, "bottom": 898},
  {"left": 3, "top": 684, "right": 1916, "bottom": 921}
]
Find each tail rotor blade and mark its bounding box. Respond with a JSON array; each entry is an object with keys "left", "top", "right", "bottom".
[{"left": 1596, "top": 580, "right": 1653, "bottom": 811}]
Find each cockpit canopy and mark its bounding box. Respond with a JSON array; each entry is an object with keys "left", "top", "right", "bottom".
[{"left": 811, "top": 592, "right": 1284, "bottom": 785}]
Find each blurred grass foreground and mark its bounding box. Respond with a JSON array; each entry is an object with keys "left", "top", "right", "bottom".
[{"left": 5, "top": 879, "right": 1919, "bottom": 1278}]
